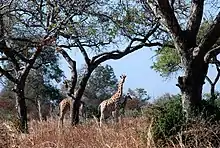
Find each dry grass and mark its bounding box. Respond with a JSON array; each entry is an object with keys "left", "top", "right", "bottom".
[
  {"left": 5, "top": 117, "right": 150, "bottom": 148},
  {"left": 2, "top": 116, "right": 220, "bottom": 148}
]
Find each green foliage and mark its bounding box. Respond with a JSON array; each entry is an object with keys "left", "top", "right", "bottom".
[
  {"left": 151, "top": 46, "right": 181, "bottom": 77},
  {"left": 86, "top": 105, "right": 100, "bottom": 118},
  {"left": 151, "top": 21, "right": 220, "bottom": 78},
  {"left": 146, "top": 93, "right": 220, "bottom": 144},
  {"left": 150, "top": 94, "right": 184, "bottom": 141},
  {"left": 128, "top": 88, "right": 150, "bottom": 101},
  {"left": 124, "top": 109, "right": 142, "bottom": 118},
  {"left": 196, "top": 99, "right": 220, "bottom": 122},
  {"left": 79, "top": 64, "right": 118, "bottom": 100}
]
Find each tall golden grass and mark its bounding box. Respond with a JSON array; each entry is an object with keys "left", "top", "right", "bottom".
[
  {"left": 2, "top": 117, "right": 150, "bottom": 148},
  {"left": 1, "top": 116, "right": 220, "bottom": 148}
]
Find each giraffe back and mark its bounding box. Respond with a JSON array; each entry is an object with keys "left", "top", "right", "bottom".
[{"left": 58, "top": 98, "right": 86, "bottom": 121}]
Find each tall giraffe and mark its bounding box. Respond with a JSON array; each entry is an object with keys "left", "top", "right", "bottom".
[{"left": 99, "top": 74, "right": 126, "bottom": 126}]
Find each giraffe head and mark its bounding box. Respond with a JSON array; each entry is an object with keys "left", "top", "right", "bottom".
[
  {"left": 120, "top": 74, "right": 126, "bottom": 83},
  {"left": 125, "top": 93, "right": 132, "bottom": 100},
  {"left": 63, "top": 80, "right": 69, "bottom": 89}
]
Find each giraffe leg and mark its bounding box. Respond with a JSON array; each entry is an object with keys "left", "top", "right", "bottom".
[
  {"left": 112, "top": 110, "right": 119, "bottom": 123},
  {"left": 114, "top": 102, "right": 120, "bottom": 123},
  {"left": 58, "top": 103, "right": 68, "bottom": 128},
  {"left": 100, "top": 108, "right": 108, "bottom": 127},
  {"left": 59, "top": 110, "right": 64, "bottom": 128},
  {"left": 100, "top": 112, "right": 106, "bottom": 127}
]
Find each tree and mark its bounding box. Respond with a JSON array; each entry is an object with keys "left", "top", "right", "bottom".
[
  {"left": 81, "top": 64, "right": 118, "bottom": 101},
  {"left": 127, "top": 88, "right": 150, "bottom": 111},
  {"left": 143, "top": 0, "right": 220, "bottom": 117},
  {"left": 152, "top": 22, "right": 220, "bottom": 103},
  {"left": 51, "top": 0, "right": 160, "bottom": 125},
  {"left": 0, "top": 1, "right": 58, "bottom": 133},
  {"left": 128, "top": 88, "right": 150, "bottom": 101}
]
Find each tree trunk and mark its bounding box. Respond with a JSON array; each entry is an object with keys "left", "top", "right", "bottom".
[
  {"left": 178, "top": 55, "right": 208, "bottom": 118},
  {"left": 71, "top": 68, "right": 93, "bottom": 125},
  {"left": 15, "top": 93, "right": 28, "bottom": 133}
]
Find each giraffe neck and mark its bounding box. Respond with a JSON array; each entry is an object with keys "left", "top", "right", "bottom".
[{"left": 112, "top": 80, "right": 124, "bottom": 101}]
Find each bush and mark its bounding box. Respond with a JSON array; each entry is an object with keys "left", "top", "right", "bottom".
[
  {"left": 196, "top": 99, "right": 220, "bottom": 122},
  {"left": 144, "top": 93, "right": 220, "bottom": 146},
  {"left": 150, "top": 94, "right": 184, "bottom": 143},
  {"left": 124, "top": 109, "right": 142, "bottom": 118}
]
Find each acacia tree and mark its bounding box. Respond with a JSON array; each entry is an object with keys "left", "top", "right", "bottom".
[
  {"left": 0, "top": 1, "right": 62, "bottom": 133},
  {"left": 143, "top": 0, "right": 220, "bottom": 117},
  {"left": 49, "top": 0, "right": 160, "bottom": 125}
]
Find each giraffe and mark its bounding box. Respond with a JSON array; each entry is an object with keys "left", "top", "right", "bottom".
[
  {"left": 58, "top": 97, "right": 86, "bottom": 128},
  {"left": 99, "top": 74, "right": 126, "bottom": 126},
  {"left": 119, "top": 93, "right": 133, "bottom": 115}
]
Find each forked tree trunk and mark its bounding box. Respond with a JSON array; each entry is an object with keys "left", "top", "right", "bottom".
[
  {"left": 71, "top": 69, "right": 93, "bottom": 125},
  {"left": 178, "top": 54, "right": 209, "bottom": 118}
]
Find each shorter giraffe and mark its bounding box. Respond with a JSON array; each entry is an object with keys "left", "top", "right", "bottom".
[
  {"left": 119, "top": 93, "right": 133, "bottom": 115},
  {"left": 99, "top": 74, "right": 127, "bottom": 126},
  {"left": 58, "top": 97, "right": 86, "bottom": 128}
]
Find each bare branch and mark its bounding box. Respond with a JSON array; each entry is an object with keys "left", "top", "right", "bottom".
[
  {"left": 56, "top": 47, "right": 77, "bottom": 96},
  {"left": 205, "top": 75, "right": 212, "bottom": 85},
  {"left": 204, "top": 45, "right": 220, "bottom": 63},
  {"left": 0, "top": 66, "right": 17, "bottom": 83},
  {"left": 157, "top": 0, "right": 182, "bottom": 39},
  {"left": 199, "top": 11, "right": 220, "bottom": 55},
  {"left": 75, "top": 39, "right": 90, "bottom": 65},
  {"left": 186, "top": 0, "right": 205, "bottom": 38},
  {"left": 214, "top": 63, "right": 220, "bottom": 85}
]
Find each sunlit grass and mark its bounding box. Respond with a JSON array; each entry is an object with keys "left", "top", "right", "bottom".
[{"left": 1, "top": 116, "right": 220, "bottom": 148}]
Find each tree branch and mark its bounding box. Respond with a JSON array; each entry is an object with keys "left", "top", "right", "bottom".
[
  {"left": 0, "top": 40, "right": 20, "bottom": 70},
  {"left": 20, "top": 37, "right": 55, "bottom": 82},
  {"left": 92, "top": 42, "right": 146, "bottom": 66},
  {"left": 204, "top": 45, "right": 220, "bottom": 63},
  {"left": 56, "top": 47, "right": 77, "bottom": 96},
  {"left": 186, "top": 0, "right": 204, "bottom": 38},
  {"left": 199, "top": 11, "right": 220, "bottom": 55},
  {"left": 75, "top": 39, "right": 90, "bottom": 65},
  {"left": 205, "top": 75, "right": 212, "bottom": 85},
  {"left": 157, "top": 0, "right": 182, "bottom": 39},
  {"left": 214, "top": 63, "right": 220, "bottom": 85},
  {"left": 91, "top": 23, "right": 159, "bottom": 65},
  {"left": 0, "top": 66, "right": 17, "bottom": 83}
]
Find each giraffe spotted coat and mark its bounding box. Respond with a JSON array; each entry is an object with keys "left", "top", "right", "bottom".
[{"left": 99, "top": 74, "right": 127, "bottom": 126}]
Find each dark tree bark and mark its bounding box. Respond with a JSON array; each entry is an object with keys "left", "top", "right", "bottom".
[
  {"left": 73, "top": 69, "right": 93, "bottom": 125},
  {"left": 147, "top": 0, "right": 220, "bottom": 118},
  {"left": 15, "top": 84, "right": 28, "bottom": 133},
  {"left": 205, "top": 57, "right": 220, "bottom": 104},
  {"left": 0, "top": 37, "right": 55, "bottom": 133}
]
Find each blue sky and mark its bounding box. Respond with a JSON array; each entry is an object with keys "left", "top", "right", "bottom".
[
  {"left": 58, "top": 2, "right": 220, "bottom": 100},
  {"left": 59, "top": 46, "right": 219, "bottom": 100}
]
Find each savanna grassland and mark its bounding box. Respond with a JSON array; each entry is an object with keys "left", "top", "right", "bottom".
[
  {"left": 1, "top": 115, "right": 220, "bottom": 148},
  {"left": 1, "top": 117, "right": 150, "bottom": 148}
]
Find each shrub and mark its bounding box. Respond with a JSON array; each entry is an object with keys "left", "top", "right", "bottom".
[
  {"left": 124, "top": 109, "right": 142, "bottom": 118},
  {"left": 196, "top": 99, "right": 220, "bottom": 122},
  {"left": 145, "top": 93, "right": 220, "bottom": 146},
  {"left": 150, "top": 94, "right": 184, "bottom": 143}
]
